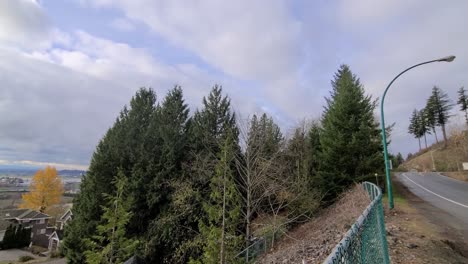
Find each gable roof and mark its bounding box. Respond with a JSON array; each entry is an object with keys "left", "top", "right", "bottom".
[
  {"left": 58, "top": 209, "right": 73, "bottom": 221},
  {"left": 49, "top": 230, "right": 64, "bottom": 240},
  {"left": 1, "top": 209, "right": 50, "bottom": 221}
]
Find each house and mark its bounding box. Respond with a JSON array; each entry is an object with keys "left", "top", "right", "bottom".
[
  {"left": 0, "top": 209, "right": 51, "bottom": 248},
  {"left": 56, "top": 209, "right": 72, "bottom": 230},
  {"left": 47, "top": 209, "right": 72, "bottom": 252},
  {"left": 48, "top": 229, "right": 63, "bottom": 252}
]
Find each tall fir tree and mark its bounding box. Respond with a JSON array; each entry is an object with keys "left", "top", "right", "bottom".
[
  {"left": 306, "top": 121, "right": 322, "bottom": 186},
  {"left": 63, "top": 88, "right": 157, "bottom": 263},
  {"left": 192, "top": 133, "right": 243, "bottom": 264},
  {"left": 143, "top": 86, "right": 192, "bottom": 263},
  {"left": 318, "top": 65, "right": 383, "bottom": 200},
  {"left": 418, "top": 109, "right": 431, "bottom": 149},
  {"left": 424, "top": 102, "right": 439, "bottom": 143},
  {"left": 457, "top": 86, "right": 468, "bottom": 125},
  {"left": 84, "top": 170, "right": 139, "bottom": 264},
  {"left": 408, "top": 109, "right": 422, "bottom": 151},
  {"left": 427, "top": 86, "right": 453, "bottom": 147}
]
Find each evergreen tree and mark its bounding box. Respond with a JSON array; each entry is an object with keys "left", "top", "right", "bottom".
[
  {"left": 418, "top": 109, "right": 431, "bottom": 149},
  {"left": 318, "top": 65, "right": 383, "bottom": 200},
  {"left": 408, "top": 109, "right": 422, "bottom": 151},
  {"left": 424, "top": 99, "right": 439, "bottom": 143},
  {"left": 306, "top": 121, "right": 322, "bottom": 185},
  {"left": 427, "top": 86, "right": 453, "bottom": 147},
  {"left": 395, "top": 153, "right": 404, "bottom": 167},
  {"left": 191, "top": 85, "right": 239, "bottom": 155},
  {"left": 457, "top": 86, "right": 468, "bottom": 125},
  {"left": 63, "top": 88, "right": 157, "bottom": 263},
  {"left": 143, "top": 87, "right": 192, "bottom": 263},
  {"left": 192, "top": 133, "right": 243, "bottom": 264},
  {"left": 84, "top": 170, "right": 139, "bottom": 264}
]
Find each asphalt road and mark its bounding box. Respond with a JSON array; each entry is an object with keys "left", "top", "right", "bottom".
[{"left": 398, "top": 172, "right": 468, "bottom": 243}]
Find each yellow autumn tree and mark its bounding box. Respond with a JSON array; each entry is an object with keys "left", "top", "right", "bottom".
[{"left": 20, "top": 166, "right": 64, "bottom": 213}]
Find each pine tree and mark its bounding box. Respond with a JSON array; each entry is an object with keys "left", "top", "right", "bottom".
[
  {"left": 318, "top": 65, "right": 383, "bottom": 200},
  {"left": 143, "top": 86, "right": 192, "bottom": 263},
  {"left": 408, "top": 109, "right": 422, "bottom": 151},
  {"left": 63, "top": 88, "right": 157, "bottom": 263},
  {"left": 427, "top": 86, "right": 453, "bottom": 147},
  {"left": 84, "top": 170, "right": 139, "bottom": 264},
  {"left": 395, "top": 153, "right": 404, "bottom": 167},
  {"left": 191, "top": 85, "right": 239, "bottom": 155},
  {"left": 193, "top": 133, "right": 243, "bottom": 264},
  {"left": 306, "top": 121, "right": 321, "bottom": 184},
  {"left": 424, "top": 101, "right": 439, "bottom": 143},
  {"left": 457, "top": 87, "right": 468, "bottom": 125}
]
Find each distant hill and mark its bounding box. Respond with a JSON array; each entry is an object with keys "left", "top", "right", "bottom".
[
  {"left": 0, "top": 167, "right": 86, "bottom": 177},
  {"left": 401, "top": 129, "right": 468, "bottom": 181},
  {"left": 58, "top": 170, "right": 86, "bottom": 177}
]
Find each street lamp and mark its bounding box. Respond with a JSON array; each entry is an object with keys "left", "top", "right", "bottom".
[{"left": 381, "top": 55, "right": 456, "bottom": 209}]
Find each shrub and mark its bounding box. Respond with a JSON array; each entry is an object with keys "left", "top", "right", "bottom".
[{"left": 18, "top": 255, "right": 34, "bottom": 262}]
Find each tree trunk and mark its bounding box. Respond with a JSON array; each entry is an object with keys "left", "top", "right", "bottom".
[
  {"left": 433, "top": 128, "right": 439, "bottom": 143},
  {"left": 465, "top": 109, "right": 468, "bottom": 127},
  {"left": 424, "top": 133, "right": 428, "bottom": 149},
  {"left": 442, "top": 124, "right": 448, "bottom": 147},
  {"left": 245, "top": 170, "right": 251, "bottom": 264},
  {"left": 418, "top": 138, "right": 421, "bottom": 152},
  {"left": 220, "top": 150, "right": 227, "bottom": 264}
]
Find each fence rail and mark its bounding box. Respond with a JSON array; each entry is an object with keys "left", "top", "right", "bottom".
[{"left": 323, "top": 181, "right": 390, "bottom": 264}]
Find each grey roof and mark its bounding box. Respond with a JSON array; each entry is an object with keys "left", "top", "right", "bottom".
[
  {"left": 58, "top": 209, "right": 73, "bottom": 221},
  {"left": 1, "top": 209, "right": 50, "bottom": 220}
]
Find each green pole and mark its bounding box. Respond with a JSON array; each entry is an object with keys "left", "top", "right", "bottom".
[{"left": 380, "top": 56, "right": 455, "bottom": 209}]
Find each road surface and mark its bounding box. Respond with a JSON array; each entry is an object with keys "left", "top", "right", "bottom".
[{"left": 398, "top": 172, "right": 468, "bottom": 244}]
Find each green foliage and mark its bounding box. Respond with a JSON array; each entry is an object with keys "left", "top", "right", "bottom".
[
  {"left": 63, "top": 88, "right": 157, "bottom": 263},
  {"left": 426, "top": 86, "right": 453, "bottom": 145},
  {"left": 1, "top": 225, "right": 31, "bottom": 249},
  {"left": 193, "top": 134, "right": 243, "bottom": 264},
  {"left": 18, "top": 255, "right": 34, "bottom": 262},
  {"left": 84, "top": 170, "right": 139, "bottom": 264},
  {"left": 318, "top": 65, "right": 383, "bottom": 201},
  {"left": 457, "top": 86, "right": 468, "bottom": 125},
  {"left": 408, "top": 109, "right": 431, "bottom": 149}
]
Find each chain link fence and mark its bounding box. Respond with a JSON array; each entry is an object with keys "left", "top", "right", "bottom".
[
  {"left": 323, "top": 181, "right": 390, "bottom": 264},
  {"left": 235, "top": 231, "right": 281, "bottom": 263}
]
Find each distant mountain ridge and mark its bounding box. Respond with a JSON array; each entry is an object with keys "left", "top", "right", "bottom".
[{"left": 0, "top": 167, "right": 86, "bottom": 177}]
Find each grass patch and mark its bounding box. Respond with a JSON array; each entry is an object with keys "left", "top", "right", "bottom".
[{"left": 18, "top": 255, "right": 34, "bottom": 262}]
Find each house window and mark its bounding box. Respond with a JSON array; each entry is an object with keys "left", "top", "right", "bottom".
[
  {"left": 39, "top": 219, "right": 45, "bottom": 224},
  {"left": 38, "top": 229, "right": 46, "bottom": 235}
]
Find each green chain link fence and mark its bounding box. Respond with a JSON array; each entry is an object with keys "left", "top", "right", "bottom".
[{"left": 323, "top": 181, "right": 390, "bottom": 264}]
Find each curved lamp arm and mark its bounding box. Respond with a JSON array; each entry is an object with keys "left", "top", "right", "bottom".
[{"left": 380, "top": 55, "right": 455, "bottom": 210}]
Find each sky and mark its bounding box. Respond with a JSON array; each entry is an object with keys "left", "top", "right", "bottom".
[{"left": 0, "top": 0, "right": 467, "bottom": 170}]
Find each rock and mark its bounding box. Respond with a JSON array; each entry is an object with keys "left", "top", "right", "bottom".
[{"left": 407, "top": 243, "right": 418, "bottom": 249}]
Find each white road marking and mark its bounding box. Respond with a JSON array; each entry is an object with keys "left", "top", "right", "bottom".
[{"left": 403, "top": 173, "right": 468, "bottom": 209}]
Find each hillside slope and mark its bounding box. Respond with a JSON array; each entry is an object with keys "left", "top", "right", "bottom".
[
  {"left": 401, "top": 129, "right": 468, "bottom": 181},
  {"left": 257, "top": 185, "right": 370, "bottom": 263}
]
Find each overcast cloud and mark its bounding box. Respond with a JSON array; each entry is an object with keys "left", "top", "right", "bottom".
[{"left": 0, "top": 0, "right": 467, "bottom": 169}]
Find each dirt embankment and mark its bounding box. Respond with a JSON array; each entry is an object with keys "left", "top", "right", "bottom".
[
  {"left": 257, "top": 185, "right": 370, "bottom": 264},
  {"left": 385, "top": 179, "right": 468, "bottom": 264}
]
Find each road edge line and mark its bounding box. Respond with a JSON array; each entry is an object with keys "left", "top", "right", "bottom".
[{"left": 402, "top": 173, "right": 468, "bottom": 209}]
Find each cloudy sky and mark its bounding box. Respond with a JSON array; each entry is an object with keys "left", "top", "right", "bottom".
[{"left": 0, "top": 0, "right": 467, "bottom": 170}]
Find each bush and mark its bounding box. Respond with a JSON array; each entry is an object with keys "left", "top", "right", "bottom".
[{"left": 18, "top": 255, "right": 34, "bottom": 262}]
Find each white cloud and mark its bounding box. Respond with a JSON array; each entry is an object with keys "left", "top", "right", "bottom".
[
  {"left": 0, "top": 0, "right": 52, "bottom": 50},
  {"left": 81, "top": 0, "right": 303, "bottom": 79},
  {"left": 110, "top": 17, "right": 135, "bottom": 32}
]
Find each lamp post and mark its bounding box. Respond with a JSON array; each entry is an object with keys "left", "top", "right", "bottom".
[{"left": 381, "top": 55, "right": 455, "bottom": 209}]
